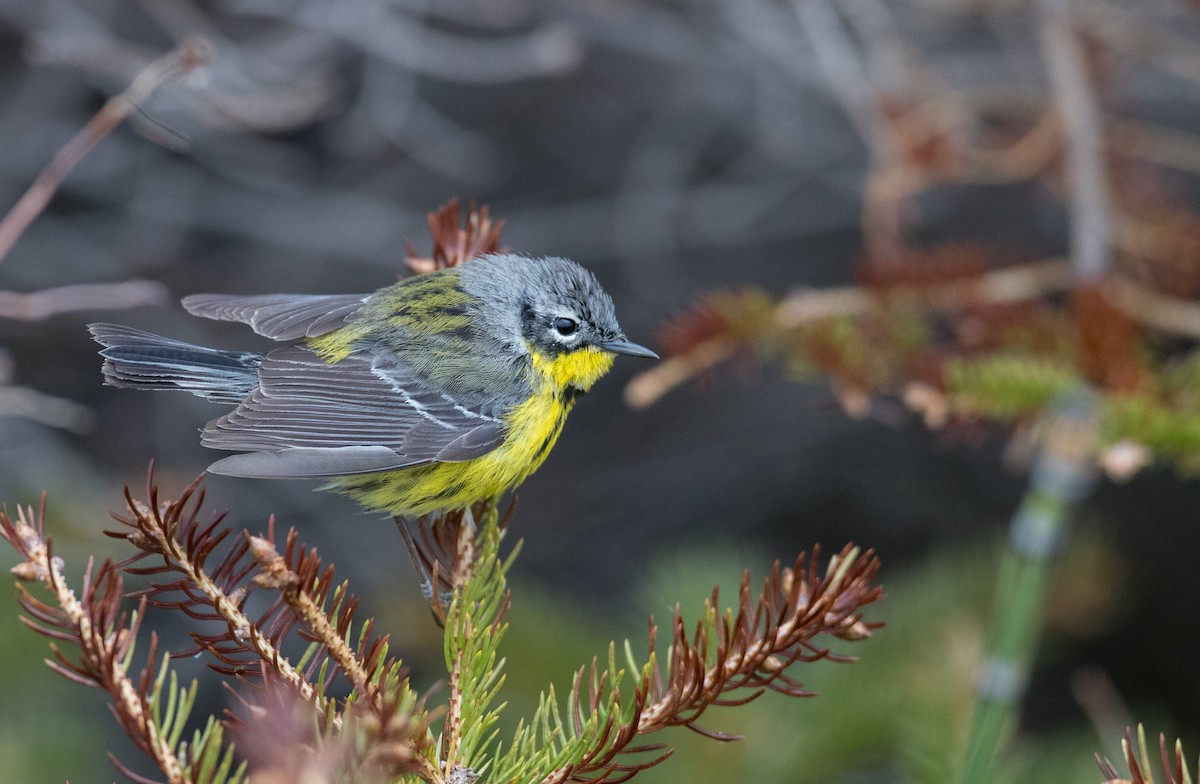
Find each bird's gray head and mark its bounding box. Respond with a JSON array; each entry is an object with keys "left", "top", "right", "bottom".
[{"left": 460, "top": 254, "right": 657, "bottom": 360}]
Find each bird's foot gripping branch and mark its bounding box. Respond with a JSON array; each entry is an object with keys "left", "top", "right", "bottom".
[{"left": 1, "top": 469, "right": 882, "bottom": 784}]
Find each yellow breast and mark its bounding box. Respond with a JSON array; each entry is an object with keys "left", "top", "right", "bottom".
[{"left": 332, "top": 346, "right": 614, "bottom": 516}]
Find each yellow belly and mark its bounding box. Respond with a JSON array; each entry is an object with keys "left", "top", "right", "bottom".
[
  {"left": 328, "top": 345, "right": 613, "bottom": 517},
  {"left": 330, "top": 387, "right": 573, "bottom": 516}
]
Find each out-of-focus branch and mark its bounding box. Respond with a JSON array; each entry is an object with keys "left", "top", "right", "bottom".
[
  {"left": 624, "top": 337, "right": 740, "bottom": 410},
  {"left": 1112, "top": 118, "right": 1200, "bottom": 176},
  {"left": 0, "top": 386, "right": 94, "bottom": 433},
  {"left": 281, "top": 0, "right": 582, "bottom": 84},
  {"left": 628, "top": 240, "right": 1200, "bottom": 411},
  {"left": 0, "top": 36, "right": 211, "bottom": 265},
  {"left": 0, "top": 280, "right": 168, "bottom": 320},
  {"left": 1036, "top": 0, "right": 1112, "bottom": 281},
  {"left": 835, "top": 0, "right": 909, "bottom": 91},
  {"left": 625, "top": 259, "right": 1075, "bottom": 409},
  {"left": 792, "top": 0, "right": 896, "bottom": 162},
  {"left": 1107, "top": 277, "right": 1200, "bottom": 338},
  {"left": 1080, "top": 1, "right": 1200, "bottom": 86},
  {"left": 793, "top": 0, "right": 916, "bottom": 257},
  {"left": 931, "top": 97, "right": 1061, "bottom": 182}
]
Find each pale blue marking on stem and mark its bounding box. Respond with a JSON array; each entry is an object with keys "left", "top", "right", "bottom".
[{"left": 960, "top": 389, "right": 1099, "bottom": 784}]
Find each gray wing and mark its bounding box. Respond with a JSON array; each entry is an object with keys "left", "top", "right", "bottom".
[
  {"left": 202, "top": 346, "right": 507, "bottom": 478},
  {"left": 182, "top": 293, "right": 368, "bottom": 340}
]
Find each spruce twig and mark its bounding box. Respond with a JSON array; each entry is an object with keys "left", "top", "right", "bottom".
[
  {"left": 1097, "top": 725, "right": 1198, "bottom": 784},
  {"left": 109, "top": 472, "right": 337, "bottom": 724},
  {"left": 487, "top": 544, "right": 882, "bottom": 784},
  {"left": 246, "top": 532, "right": 378, "bottom": 710},
  {"left": 1, "top": 500, "right": 243, "bottom": 784}
]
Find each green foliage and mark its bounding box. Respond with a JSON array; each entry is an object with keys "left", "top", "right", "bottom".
[
  {"left": 490, "top": 646, "right": 650, "bottom": 784},
  {"left": 944, "top": 356, "right": 1080, "bottom": 420},
  {"left": 443, "top": 508, "right": 653, "bottom": 784},
  {"left": 1103, "top": 395, "right": 1200, "bottom": 470},
  {"left": 442, "top": 509, "right": 517, "bottom": 777},
  {"left": 143, "top": 653, "right": 247, "bottom": 784}
]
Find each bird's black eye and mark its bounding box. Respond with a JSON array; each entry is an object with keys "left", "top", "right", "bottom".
[{"left": 554, "top": 317, "right": 578, "bottom": 336}]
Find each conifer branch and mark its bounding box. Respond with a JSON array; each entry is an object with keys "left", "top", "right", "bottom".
[
  {"left": 637, "top": 545, "right": 879, "bottom": 737},
  {"left": 110, "top": 467, "right": 440, "bottom": 763},
  {"left": 247, "top": 531, "right": 378, "bottom": 711},
  {"left": 437, "top": 505, "right": 514, "bottom": 782},
  {"left": 5, "top": 467, "right": 883, "bottom": 783},
  {"left": 625, "top": 258, "right": 1075, "bottom": 409},
  {"left": 406, "top": 198, "right": 507, "bottom": 274},
  {"left": 2, "top": 500, "right": 243, "bottom": 784},
  {"left": 1097, "top": 725, "right": 1198, "bottom": 784},
  {"left": 108, "top": 472, "right": 334, "bottom": 723},
  {"left": 490, "top": 545, "right": 882, "bottom": 784}
]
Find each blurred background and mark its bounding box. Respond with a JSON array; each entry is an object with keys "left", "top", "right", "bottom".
[{"left": 1, "top": 0, "right": 1199, "bottom": 781}]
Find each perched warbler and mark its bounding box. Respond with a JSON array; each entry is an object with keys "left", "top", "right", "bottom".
[{"left": 90, "top": 253, "right": 656, "bottom": 517}]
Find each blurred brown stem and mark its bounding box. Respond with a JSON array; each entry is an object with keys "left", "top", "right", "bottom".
[
  {"left": 1107, "top": 277, "right": 1200, "bottom": 338},
  {"left": 1114, "top": 118, "right": 1200, "bottom": 176},
  {"left": 0, "top": 36, "right": 211, "bottom": 265}
]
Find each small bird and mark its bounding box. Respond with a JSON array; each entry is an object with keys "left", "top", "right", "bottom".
[{"left": 90, "top": 253, "right": 657, "bottom": 517}]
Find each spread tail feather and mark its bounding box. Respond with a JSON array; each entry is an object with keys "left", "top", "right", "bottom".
[{"left": 89, "top": 323, "right": 262, "bottom": 404}]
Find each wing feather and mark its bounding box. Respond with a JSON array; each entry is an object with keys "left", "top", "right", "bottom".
[
  {"left": 181, "top": 293, "right": 368, "bottom": 340},
  {"left": 208, "top": 446, "right": 418, "bottom": 478},
  {"left": 200, "top": 346, "right": 507, "bottom": 476}
]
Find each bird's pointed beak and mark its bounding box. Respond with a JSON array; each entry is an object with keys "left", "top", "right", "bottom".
[{"left": 600, "top": 338, "right": 659, "bottom": 359}]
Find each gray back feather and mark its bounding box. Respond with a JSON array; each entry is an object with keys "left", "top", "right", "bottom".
[{"left": 182, "top": 293, "right": 368, "bottom": 340}]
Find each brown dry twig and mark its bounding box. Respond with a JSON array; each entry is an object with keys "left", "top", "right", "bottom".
[
  {"left": 405, "top": 199, "right": 506, "bottom": 274},
  {"left": 107, "top": 471, "right": 336, "bottom": 724},
  {"left": 544, "top": 545, "right": 881, "bottom": 784},
  {"left": 0, "top": 36, "right": 212, "bottom": 265},
  {"left": 638, "top": 545, "right": 879, "bottom": 736},
  {"left": 1, "top": 500, "right": 187, "bottom": 782}
]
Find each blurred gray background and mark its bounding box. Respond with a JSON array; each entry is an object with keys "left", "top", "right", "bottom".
[{"left": 2, "top": 1, "right": 1199, "bottom": 781}]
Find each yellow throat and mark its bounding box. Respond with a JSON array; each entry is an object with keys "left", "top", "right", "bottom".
[{"left": 528, "top": 344, "right": 615, "bottom": 396}]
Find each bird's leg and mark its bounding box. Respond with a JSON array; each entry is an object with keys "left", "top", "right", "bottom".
[
  {"left": 395, "top": 509, "right": 485, "bottom": 623},
  {"left": 394, "top": 514, "right": 436, "bottom": 600}
]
